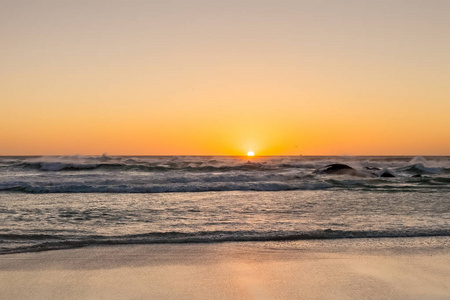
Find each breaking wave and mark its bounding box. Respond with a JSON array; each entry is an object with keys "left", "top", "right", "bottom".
[
  {"left": 17, "top": 157, "right": 273, "bottom": 172},
  {"left": 7, "top": 155, "right": 448, "bottom": 172},
  {"left": 1, "top": 155, "right": 449, "bottom": 193}
]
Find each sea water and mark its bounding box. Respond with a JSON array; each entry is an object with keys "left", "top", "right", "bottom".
[{"left": 0, "top": 155, "right": 449, "bottom": 254}]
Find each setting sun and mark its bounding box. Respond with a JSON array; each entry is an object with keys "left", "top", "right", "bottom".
[
  {"left": 247, "top": 151, "right": 255, "bottom": 157},
  {"left": 0, "top": 1, "right": 449, "bottom": 157}
]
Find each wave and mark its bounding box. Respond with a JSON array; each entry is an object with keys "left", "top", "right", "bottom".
[
  {"left": 4, "top": 155, "right": 447, "bottom": 173},
  {"left": 0, "top": 181, "right": 333, "bottom": 193},
  {"left": 398, "top": 163, "right": 448, "bottom": 175},
  {"left": 2, "top": 229, "right": 449, "bottom": 255},
  {"left": 2, "top": 175, "right": 450, "bottom": 193},
  {"left": 1, "top": 155, "right": 449, "bottom": 193},
  {"left": 19, "top": 160, "right": 274, "bottom": 172}
]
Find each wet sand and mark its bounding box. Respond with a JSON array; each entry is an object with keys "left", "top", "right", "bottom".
[{"left": 0, "top": 238, "right": 449, "bottom": 299}]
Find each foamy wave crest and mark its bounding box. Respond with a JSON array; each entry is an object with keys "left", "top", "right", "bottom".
[
  {"left": 398, "top": 163, "right": 445, "bottom": 174},
  {"left": 19, "top": 155, "right": 275, "bottom": 172},
  {"left": 398, "top": 156, "right": 450, "bottom": 174},
  {"left": 3, "top": 155, "right": 449, "bottom": 174}
]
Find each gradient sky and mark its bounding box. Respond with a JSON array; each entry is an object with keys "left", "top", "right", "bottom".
[{"left": 1, "top": 0, "right": 449, "bottom": 155}]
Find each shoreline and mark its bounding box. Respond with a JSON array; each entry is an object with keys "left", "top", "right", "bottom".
[
  {"left": 1, "top": 237, "right": 449, "bottom": 299},
  {"left": 2, "top": 234, "right": 449, "bottom": 256}
]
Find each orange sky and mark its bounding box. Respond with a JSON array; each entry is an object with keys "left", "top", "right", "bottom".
[{"left": 1, "top": 1, "right": 449, "bottom": 155}]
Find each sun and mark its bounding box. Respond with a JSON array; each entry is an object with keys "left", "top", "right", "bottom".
[{"left": 247, "top": 151, "right": 255, "bottom": 157}]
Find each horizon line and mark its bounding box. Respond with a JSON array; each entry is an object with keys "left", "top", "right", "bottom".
[{"left": 0, "top": 154, "right": 449, "bottom": 157}]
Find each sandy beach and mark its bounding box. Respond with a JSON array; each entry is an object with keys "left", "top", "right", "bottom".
[{"left": 1, "top": 237, "right": 449, "bottom": 300}]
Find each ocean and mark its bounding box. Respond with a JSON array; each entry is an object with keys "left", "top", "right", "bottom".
[{"left": 0, "top": 155, "right": 449, "bottom": 254}]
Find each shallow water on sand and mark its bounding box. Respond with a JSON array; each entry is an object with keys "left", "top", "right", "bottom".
[{"left": 1, "top": 189, "right": 448, "bottom": 254}]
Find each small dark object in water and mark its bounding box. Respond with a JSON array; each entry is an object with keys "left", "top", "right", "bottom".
[
  {"left": 321, "top": 164, "right": 354, "bottom": 173},
  {"left": 380, "top": 171, "right": 395, "bottom": 178},
  {"left": 412, "top": 174, "right": 422, "bottom": 178}
]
